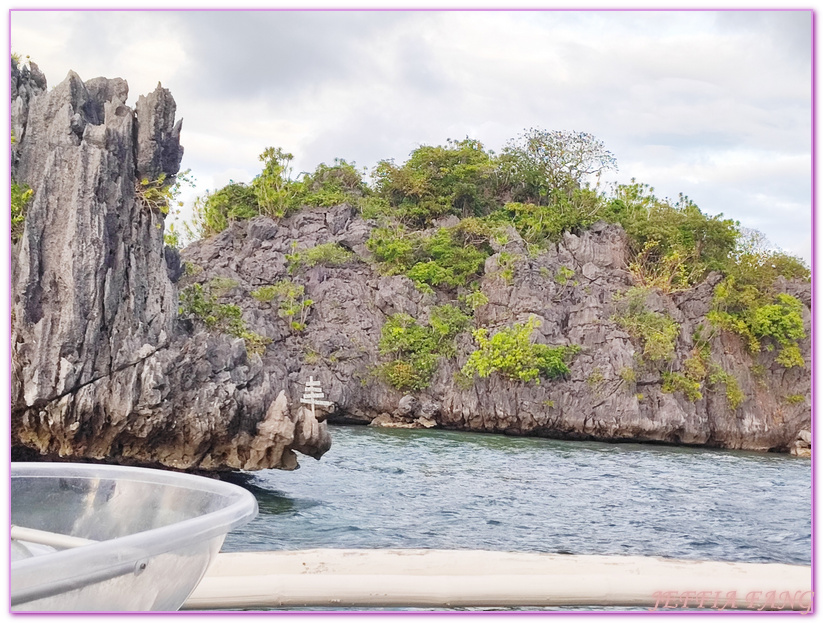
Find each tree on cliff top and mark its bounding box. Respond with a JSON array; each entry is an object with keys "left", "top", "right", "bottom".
[{"left": 498, "top": 129, "right": 618, "bottom": 204}]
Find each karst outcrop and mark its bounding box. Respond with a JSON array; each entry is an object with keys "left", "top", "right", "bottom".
[
  {"left": 10, "top": 61, "right": 331, "bottom": 471},
  {"left": 11, "top": 60, "right": 809, "bottom": 464},
  {"left": 181, "top": 205, "right": 811, "bottom": 453}
]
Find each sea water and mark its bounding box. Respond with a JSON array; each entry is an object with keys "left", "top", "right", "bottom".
[{"left": 222, "top": 425, "right": 811, "bottom": 566}]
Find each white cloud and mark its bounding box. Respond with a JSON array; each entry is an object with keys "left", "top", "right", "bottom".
[{"left": 10, "top": 9, "right": 812, "bottom": 263}]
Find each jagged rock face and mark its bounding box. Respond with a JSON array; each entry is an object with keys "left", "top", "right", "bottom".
[
  {"left": 182, "top": 206, "right": 811, "bottom": 453},
  {"left": 11, "top": 63, "right": 330, "bottom": 471}
]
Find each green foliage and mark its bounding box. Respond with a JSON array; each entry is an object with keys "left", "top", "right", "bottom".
[
  {"left": 297, "top": 159, "right": 366, "bottom": 208},
  {"left": 304, "top": 347, "right": 321, "bottom": 365},
  {"left": 785, "top": 394, "right": 805, "bottom": 405},
  {"left": 613, "top": 288, "right": 679, "bottom": 363},
  {"left": 252, "top": 280, "right": 313, "bottom": 332},
  {"left": 415, "top": 225, "right": 491, "bottom": 289},
  {"left": 251, "top": 285, "right": 278, "bottom": 303},
  {"left": 208, "top": 276, "right": 239, "bottom": 298},
  {"left": 682, "top": 350, "right": 708, "bottom": 383},
  {"left": 367, "top": 223, "right": 492, "bottom": 290},
  {"left": 775, "top": 343, "right": 804, "bottom": 369},
  {"left": 495, "top": 251, "right": 519, "bottom": 283},
  {"left": 462, "top": 290, "right": 489, "bottom": 311},
  {"left": 750, "top": 294, "right": 805, "bottom": 347},
  {"left": 371, "top": 138, "right": 497, "bottom": 227},
  {"left": 366, "top": 225, "right": 416, "bottom": 269},
  {"left": 253, "top": 147, "right": 300, "bottom": 218},
  {"left": 618, "top": 367, "right": 636, "bottom": 384},
  {"left": 498, "top": 128, "right": 617, "bottom": 201},
  {"left": 710, "top": 277, "right": 806, "bottom": 368},
  {"left": 137, "top": 170, "right": 193, "bottom": 216},
  {"left": 183, "top": 262, "right": 203, "bottom": 277},
  {"left": 198, "top": 182, "right": 258, "bottom": 236},
  {"left": 487, "top": 187, "right": 604, "bottom": 247},
  {"left": 462, "top": 316, "right": 579, "bottom": 383},
  {"left": 164, "top": 222, "right": 182, "bottom": 249},
  {"left": 587, "top": 367, "right": 605, "bottom": 387},
  {"left": 178, "top": 283, "right": 270, "bottom": 355},
  {"left": 627, "top": 240, "right": 695, "bottom": 293},
  {"left": 11, "top": 181, "right": 32, "bottom": 243},
  {"left": 662, "top": 372, "right": 703, "bottom": 402},
  {"left": 378, "top": 305, "right": 471, "bottom": 391},
  {"left": 605, "top": 180, "right": 739, "bottom": 282},
  {"left": 428, "top": 304, "right": 471, "bottom": 357},
  {"left": 707, "top": 364, "right": 744, "bottom": 410},
  {"left": 728, "top": 229, "right": 810, "bottom": 289},
  {"left": 287, "top": 242, "right": 355, "bottom": 272},
  {"left": 674, "top": 339, "right": 745, "bottom": 410},
  {"left": 555, "top": 266, "right": 575, "bottom": 285}
]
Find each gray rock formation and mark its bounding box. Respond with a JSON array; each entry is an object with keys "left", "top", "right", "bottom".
[
  {"left": 181, "top": 205, "right": 811, "bottom": 453},
  {"left": 10, "top": 61, "right": 330, "bottom": 471}
]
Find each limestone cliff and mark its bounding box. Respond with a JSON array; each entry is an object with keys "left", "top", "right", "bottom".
[
  {"left": 10, "top": 61, "right": 330, "bottom": 471},
  {"left": 181, "top": 205, "right": 810, "bottom": 453}
]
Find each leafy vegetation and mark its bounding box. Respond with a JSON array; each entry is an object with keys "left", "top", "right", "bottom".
[
  {"left": 665, "top": 342, "right": 745, "bottom": 410},
  {"left": 498, "top": 129, "right": 617, "bottom": 201},
  {"left": 251, "top": 280, "right": 313, "bottom": 332},
  {"left": 297, "top": 159, "right": 366, "bottom": 208},
  {"left": 136, "top": 169, "right": 193, "bottom": 218},
  {"left": 709, "top": 280, "right": 806, "bottom": 369},
  {"left": 11, "top": 181, "right": 32, "bottom": 243},
  {"left": 287, "top": 242, "right": 356, "bottom": 273},
  {"left": 378, "top": 305, "right": 472, "bottom": 391},
  {"left": 613, "top": 288, "right": 679, "bottom": 363},
  {"left": 177, "top": 130, "right": 808, "bottom": 392},
  {"left": 367, "top": 222, "right": 493, "bottom": 292},
  {"left": 605, "top": 180, "right": 739, "bottom": 285},
  {"left": 555, "top": 266, "right": 575, "bottom": 285},
  {"left": 662, "top": 372, "right": 703, "bottom": 402},
  {"left": 197, "top": 182, "right": 258, "bottom": 238},
  {"left": 462, "top": 316, "right": 579, "bottom": 383},
  {"left": 370, "top": 138, "right": 497, "bottom": 227},
  {"left": 178, "top": 283, "right": 270, "bottom": 355}
]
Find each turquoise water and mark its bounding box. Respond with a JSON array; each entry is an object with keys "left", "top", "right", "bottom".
[{"left": 222, "top": 425, "right": 811, "bottom": 565}]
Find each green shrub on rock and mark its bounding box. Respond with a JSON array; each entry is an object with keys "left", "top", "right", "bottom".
[
  {"left": 378, "top": 314, "right": 440, "bottom": 391},
  {"left": 199, "top": 183, "right": 259, "bottom": 237},
  {"left": 179, "top": 283, "right": 271, "bottom": 355},
  {"left": 613, "top": 288, "right": 679, "bottom": 363},
  {"left": 252, "top": 280, "right": 313, "bottom": 332},
  {"left": 709, "top": 278, "right": 806, "bottom": 368},
  {"left": 287, "top": 242, "right": 355, "bottom": 273},
  {"left": 462, "top": 316, "right": 579, "bottom": 383},
  {"left": 367, "top": 223, "right": 492, "bottom": 291},
  {"left": 378, "top": 305, "right": 472, "bottom": 391},
  {"left": 11, "top": 181, "right": 33, "bottom": 243},
  {"left": 661, "top": 372, "right": 702, "bottom": 402}
]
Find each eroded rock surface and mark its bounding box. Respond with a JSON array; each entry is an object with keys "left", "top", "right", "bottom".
[
  {"left": 182, "top": 206, "right": 810, "bottom": 453},
  {"left": 10, "top": 62, "right": 330, "bottom": 471}
]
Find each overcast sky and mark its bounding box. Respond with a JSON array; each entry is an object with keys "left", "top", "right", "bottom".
[{"left": 10, "top": 9, "right": 813, "bottom": 262}]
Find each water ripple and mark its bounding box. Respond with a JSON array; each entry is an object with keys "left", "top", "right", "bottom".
[{"left": 222, "top": 426, "right": 811, "bottom": 565}]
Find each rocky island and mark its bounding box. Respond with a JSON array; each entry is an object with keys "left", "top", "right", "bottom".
[{"left": 10, "top": 62, "right": 811, "bottom": 472}]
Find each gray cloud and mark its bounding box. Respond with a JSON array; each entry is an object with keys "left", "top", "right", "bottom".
[
  {"left": 10, "top": 9, "right": 812, "bottom": 262},
  {"left": 169, "top": 11, "right": 421, "bottom": 103}
]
